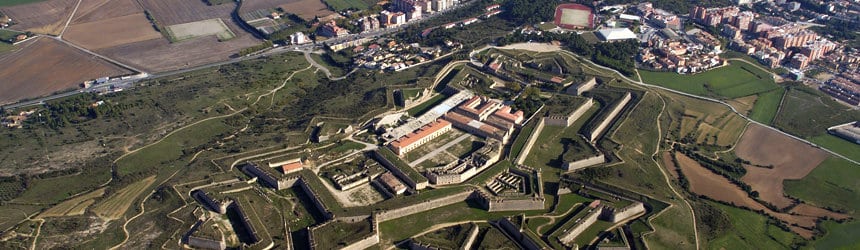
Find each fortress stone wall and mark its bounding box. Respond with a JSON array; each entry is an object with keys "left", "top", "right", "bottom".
[
  {"left": 297, "top": 178, "right": 335, "bottom": 221},
  {"left": 559, "top": 207, "right": 601, "bottom": 245},
  {"left": 497, "top": 218, "right": 542, "bottom": 250},
  {"left": 562, "top": 154, "right": 606, "bottom": 171},
  {"left": 376, "top": 190, "right": 474, "bottom": 221},
  {"left": 565, "top": 77, "right": 597, "bottom": 96},
  {"left": 588, "top": 92, "right": 632, "bottom": 142},
  {"left": 605, "top": 202, "right": 646, "bottom": 223},
  {"left": 544, "top": 98, "right": 594, "bottom": 127},
  {"left": 372, "top": 150, "right": 428, "bottom": 190},
  {"left": 187, "top": 236, "right": 226, "bottom": 250},
  {"left": 515, "top": 118, "right": 545, "bottom": 165}
]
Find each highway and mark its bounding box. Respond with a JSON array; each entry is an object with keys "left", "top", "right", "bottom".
[{"left": 1, "top": 0, "right": 475, "bottom": 110}]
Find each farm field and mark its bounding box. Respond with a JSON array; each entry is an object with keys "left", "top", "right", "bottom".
[
  {"left": 815, "top": 220, "right": 860, "bottom": 249},
  {"left": 240, "top": 0, "right": 298, "bottom": 12},
  {"left": 0, "top": 0, "right": 75, "bottom": 35},
  {"left": 91, "top": 176, "right": 156, "bottom": 220},
  {"left": 64, "top": 13, "right": 162, "bottom": 50},
  {"left": 670, "top": 152, "right": 828, "bottom": 238},
  {"left": 784, "top": 157, "right": 860, "bottom": 214},
  {"left": 746, "top": 88, "right": 784, "bottom": 125},
  {"left": 96, "top": 27, "right": 259, "bottom": 72},
  {"left": 323, "top": 0, "right": 370, "bottom": 11},
  {"left": 669, "top": 92, "right": 748, "bottom": 147},
  {"left": 773, "top": 86, "right": 860, "bottom": 162},
  {"left": 0, "top": 37, "right": 131, "bottom": 105},
  {"left": 37, "top": 188, "right": 106, "bottom": 218},
  {"left": 70, "top": 0, "right": 142, "bottom": 24},
  {"left": 165, "top": 18, "right": 235, "bottom": 42},
  {"left": 706, "top": 201, "right": 799, "bottom": 250},
  {"left": 139, "top": 0, "right": 234, "bottom": 25},
  {"left": 734, "top": 124, "right": 829, "bottom": 209},
  {"left": 280, "top": 0, "right": 335, "bottom": 20}
]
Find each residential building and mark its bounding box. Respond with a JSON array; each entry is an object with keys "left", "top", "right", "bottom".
[
  {"left": 318, "top": 20, "right": 348, "bottom": 37},
  {"left": 290, "top": 32, "right": 308, "bottom": 44}
]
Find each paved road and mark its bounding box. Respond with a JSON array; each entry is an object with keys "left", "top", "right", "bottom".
[{"left": 1, "top": 1, "right": 476, "bottom": 110}]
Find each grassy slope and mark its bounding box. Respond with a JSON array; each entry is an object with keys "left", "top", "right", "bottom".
[
  {"left": 639, "top": 61, "right": 777, "bottom": 99},
  {"left": 707, "top": 202, "right": 798, "bottom": 249},
  {"left": 599, "top": 89, "right": 697, "bottom": 249},
  {"left": 774, "top": 86, "right": 860, "bottom": 162},
  {"left": 115, "top": 117, "right": 232, "bottom": 175},
  {"left": 747, "top": 88, "right": 784, "bottom": 125}
]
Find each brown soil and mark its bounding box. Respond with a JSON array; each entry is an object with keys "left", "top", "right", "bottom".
[
  {"left": 727, "top": 95, "right": 757, "bottom": 116},
  {"left": 673, "top": 152, "right": 844, "bottom": 238},
  {"left": 0, "top": 37, "right": 130, "bottom": 105},
  {"left": 96, "top": 24, "right": 259, "bottom": 73},
  {"left": 72, "top": 0, "right": 143, "bottom": 24},
  {"left": 64, "top": 13, "right": 163, "bottom": 50},
  {"left": 661, "top": 151, "right": 678, "bottom": 179},
  {"left": 790, "top": 204, "right": 850, "bottom": 220},
  {"left": 280, "top": 0, "right": 334, "bottom": 20},
  {"left": 1, "top": 0, "right": 77, "bottom": 35},
  {"left": 735, "top": 124, "right": 829, "bottom": 209},
  {"left": 139, "top": 0, "right": 235, "bottom": 25}
]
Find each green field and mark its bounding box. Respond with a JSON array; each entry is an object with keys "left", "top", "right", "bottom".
[
  {"left": 0, "top": 29, "right": 23, "bottom": 43},
  {"left": 0, "top": 0, "right": 45, "bottom": 7},
  {"left": 640, "top": 61, "right": 778, "bottom": 99},
  {"left": 523, "top": 104, "right": 600, "bottom": 169},
  {"left": 815, "top": 220, "right": 860, "bottom": 249},
  {"left": 708, "top": 202, "right": 798, "bottom": 249},
  {"left": 116, "top": 117, "right": 232, "bottom": 175},
  {"left": 773, "top": 86, "right": 860, "bottom": 162},
  {"left": 747, "top": 88, "right": 784, "bottom": 125},
  {"left": 809, "top": 135, "right": 860, "bottom": 164},
  {"left": 784, "top": 157, "right": 860, "bottom": 213},
  {"left": 323, "top": 0, "right": 371, "bottom": 11}
]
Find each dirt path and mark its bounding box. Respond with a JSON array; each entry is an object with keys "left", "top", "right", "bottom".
[
  {"left": 648, "top": 91, "right": 700, "bottom": 249},
  {"left": 28, "top": 218, "right": 44, "bottom": 250},
  {"left": 108, "top": 168, "right": 182, "bottom": 250},
  {"left": 58, "top": 0, "right": 82, "bottom": 38}
]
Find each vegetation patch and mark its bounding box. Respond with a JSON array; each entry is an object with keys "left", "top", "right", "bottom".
[{"left": 91, "top": 176, "right": 156, "bottom": 220}]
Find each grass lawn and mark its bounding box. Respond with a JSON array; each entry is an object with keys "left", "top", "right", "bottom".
[
  {"left": 526, "top": 217, "right": 552, "bottom": 235},
  {"left": 322, "top": 0, "right": 370, "bottom": 11},
  {"left": 809, "top": 135, "right": 860, "bottom": 164},
  {"left": 574, "top": 220, "right": 613, "bottom": 247},
  {"left": 116, "top": 117, "right": 232, "bottom": 175},
  {"left": 640, "top": 61, "right": 778, "bottom": 99},
  {"left": 747, "top": 88, "right": 784, "bottom": 125},
  {"left": 523, "top": 105, "right": 599, "bottom": 169},
  {"left": 378, "top": 201, "right": 544, "bottom": 243},
  {"left": 784, "top": 157, "right": 860, "bottom": 213},
  {"left": 12, "top": 168, "right": 110, "bottom": 204},
  {"left": 413, "top": 223, "right": 475, "bottom": 249},
  {"left": 476, "top": 225, "right": 520, "bottom": 249},
  {"left": 774, "top": 86, "right": 860, "bottom": 139},
  {"left": 708, "top": 202, "right": 798, "bottom": 249},
  {"left": 509, "top": 116, "right": 539, "bottom": 160},
  {"left": 815, "top": 220, "right": 860, "bottom": 249}
]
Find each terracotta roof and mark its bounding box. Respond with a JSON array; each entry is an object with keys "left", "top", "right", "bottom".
[
  {"left": 281, "top": 162, "right": 303, "bottom": 173},
  {"left": 491, "top": 106, "right": 524, "bottom": 124},
  {"left": 390, "top": 119, "right": 451, "bottom": 149}
]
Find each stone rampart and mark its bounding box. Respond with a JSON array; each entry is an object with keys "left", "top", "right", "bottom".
[
  {"left": 562, "top": 154, "right": 606, "bottom": 171},
  {"left": 588, "top": 92, "right": 631, "bottom": 142}
]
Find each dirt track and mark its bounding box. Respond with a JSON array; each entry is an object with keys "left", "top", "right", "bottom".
[
  {"left": 1, "top": 0, "right": 77, "bottom": 35},
  {"left": 0, "top": 37, "right": 130, "bottom": 104},
  {"left": 735, "top": 124, "right": 829, "bottom": 209}
]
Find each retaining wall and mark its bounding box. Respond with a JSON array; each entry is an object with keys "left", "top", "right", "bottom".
[
  {"left": 375, "top": 190, "right": 474, "bottom": 222},
  {"left": 297, "top": 178, "right": 335, "bottom": 220},
  {"left": 515, "top": 118, "right": 546, "bottom": 165},
  {"left": 497, "top": 218, "right": 542, "bottom": 250},
  {"left": 562, "top": 154, "right": 606, "bottom": 171},
  {"left": 545, "top": 98, "right": 594, "bottom": 127},
  {"left": 559, "top": 208, "right": 601, "bottom": 245},
  {"left": 462, "top": 223, "right": 481, "bottom": 250},
  {"left": 588, "top": 92, "right": 632, "bottom": 142},
  {"left": 372, "top": 150, "right": 428, "bottom": 190},
  {"left": 187, "top": 236, "right": 227, "bottom": 250}
]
